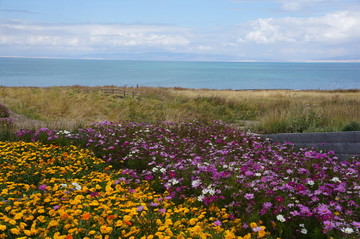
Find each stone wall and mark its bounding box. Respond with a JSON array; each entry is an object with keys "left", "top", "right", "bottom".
[{"left": 263, "top": 131, "right": 360, "bottom": 160}]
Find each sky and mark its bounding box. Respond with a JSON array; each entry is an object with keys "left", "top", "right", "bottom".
[{"left": 1, "top": 0, "right": 360, "bottom": 61}]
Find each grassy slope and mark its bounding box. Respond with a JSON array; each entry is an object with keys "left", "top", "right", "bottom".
[{"left": 1, "top": 86, "right": 360, "bottom": 133}]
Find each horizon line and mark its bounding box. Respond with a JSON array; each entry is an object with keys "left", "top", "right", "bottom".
[{"left": 1, "top": 55, "right": 360, "bottom": 63}]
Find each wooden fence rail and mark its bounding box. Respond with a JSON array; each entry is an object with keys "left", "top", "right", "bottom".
[{"left": 100, "top": 88, "right": 143, "bottom": 98}]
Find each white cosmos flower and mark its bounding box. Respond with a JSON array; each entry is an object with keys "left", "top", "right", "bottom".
[
  {"left": 307, "top": 180, "right": 315, "bottom": 186},
  {"left": 331, "top": 177, "right": 342, "bottom": 183},
  {"left": 276, "top": 214, "right": 286, "bottom": 222},
  {"left": 341, "top": 227, "right": 354, "bottom": 234},
  {"left": 191, "top": 179, "right": 202, "bottom": 188},
  {"left": 198, "top": 195, "right": 205, "bottom": 202}
]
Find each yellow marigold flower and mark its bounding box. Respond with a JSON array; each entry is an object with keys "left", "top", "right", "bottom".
[
  {"left": 165, "top": 228, "right": 174, "bottom": 236},
  {"left": 146, "top": 236, "right": 154, "bottom": 239},
  {"left": 37, "top": 215, "right": 46, "bottom": 223},
  {"left": 89, "top": 200, "right": 99, "bottom": 206},
  {"left": 115, "top": 220, "right": 123, "bottom": 227},
  {"left": 100, "top": 225, "right": 113, "bottom": 234},
  {"left": 14, "top": 213, "right": 24, "bottom": 220},
  {"left": 158, "top": 226, "right": 167, "bottom": 231},
  {"left": 48, "top": 220, "right": 59, "bottom": 229},
  {"left": 88, "top": 230, "right": 96, "bottom": 235},
  {"left": 19, "top": 222, "right": 27, "bottom": 230},
  {"left": 0, "top": 225, "right": 6, "bottom": 231},
  {"left": 10, "top": 228, "right": 20, "bottom": 235},
  {"left": 258, "top": 230, "right": 266, "bottom": 238},
  {"left": 9, "top": 220, "right": 16, "bottom": 225},
  {"left": 123, "top": 215, "right": 132, "bottom": 222},
  {"left": 189, "top": 218, "right": 197, "bottom": 225},
  {"left": 37, "top": 208, "right": 46, "bottom": 213},
  {"left": 24, "top": 229, "right": 34, "bottom": 236},
  {"left": 243, "top": 233, "right": 251, "bottom": 239},
  {"left": 164, "top": 219, "right": 173, "bottom": 226},
  {"left": 174, "top": 220, "right": 182, "bottom": 227},
  {"left": 250, "top": 222, "right": 257, "bottom": 228}
]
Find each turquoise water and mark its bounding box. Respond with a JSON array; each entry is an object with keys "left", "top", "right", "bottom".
[{"left": 1, "top": 57, "right": 359, "bottom": 90}]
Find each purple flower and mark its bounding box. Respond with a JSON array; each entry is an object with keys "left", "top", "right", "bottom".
[
  {"left": 263, "top": 202, "right": 272, "bottom": 208},
  {"left": 144, "top": 175, "right": 154, "bottom": 180},
  {"left": 244, "top": 193, "right": 254, "bottom": 199},
  {"left": 213, "top": 220, "right": 222, "bottom": 226},
  {"left": 323, "top": 220, "right": 335, "bottom": 231},
  {"left": 137, "top": 206, "right": 144, "bottom": 212},
  {"left": 158, "top": 208, "right": 166, "bottom": 214},
  {"left": 316, "top": 204, "right": 331, "bottom": 215},
  {"left": 90, "top": 192, "right": 99, "bottom": 197},
  {"left": 351, "top": 222, "right": 360, "bottom": 228},
  {"left": 38, "top": 185, "right": 47, "bottom": 191}
]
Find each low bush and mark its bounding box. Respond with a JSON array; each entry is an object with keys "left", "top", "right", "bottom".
[
  {"left": 343, "top": 121, "right": 360, "bottom": 131},
  {"left": 0, "top": 103, "right": 10, "bottom": 118}
]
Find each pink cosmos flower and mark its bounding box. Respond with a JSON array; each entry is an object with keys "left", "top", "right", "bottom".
[
  {"left": 214, "top": 220, "right": 222, "bottom": 226},
  {"left": 244, "top": 193, "right": 254, "bottom": 199}
]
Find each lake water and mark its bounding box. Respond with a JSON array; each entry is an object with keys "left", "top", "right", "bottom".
[{"left": 1, "top": 57, "right": 359, "bottom": 90}]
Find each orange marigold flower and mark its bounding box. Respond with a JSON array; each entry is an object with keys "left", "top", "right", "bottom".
[
  {"left": 124, "top": 220, "right": 132, "bottom": 226},
  {"left": 258, "top": 230, "right": 266, "bottom": 238},
  {"left": 60, "top": 213, "right": 70, "bottom": 220},
  {"left": 107, "top": 215, "right": 116, "bottom": 221},
  {"left": 66, "top": 235, "right": 73, "bottom": 239},
  {"left": 82, "top": 212, "right": 91, "bottom": 221}
]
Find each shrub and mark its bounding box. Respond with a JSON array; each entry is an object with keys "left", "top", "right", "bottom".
[
  {"left": 342, "top": 121, "right": 360, "bottom": 131},
  {"left": 0, "top": 117, "right": 15, "bottom": 141},
  {"left": 0, "top": 103, "right": 10, "bottom": 118}
]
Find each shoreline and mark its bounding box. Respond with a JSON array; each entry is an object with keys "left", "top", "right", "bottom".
[{"left": 2, "top": 85, "right": 360, "bottom": 93}]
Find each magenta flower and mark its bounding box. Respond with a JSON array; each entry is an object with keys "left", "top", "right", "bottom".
[{"left": 38, "top": 184, "right": 47, "bottom": 191}]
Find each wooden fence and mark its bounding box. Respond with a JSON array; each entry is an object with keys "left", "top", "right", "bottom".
[{"left": 100, "top": 88, "right": 143, "bottom": 98}]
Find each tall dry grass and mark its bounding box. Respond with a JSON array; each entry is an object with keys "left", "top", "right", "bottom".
[{"left": 1, "top": 86, "right": 359, "bottom": 133}]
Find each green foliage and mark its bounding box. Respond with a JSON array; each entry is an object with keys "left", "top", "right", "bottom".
[
  {"left": 342, "top": 121, "right": 360, "bottom": 131},
  {"left": 256, "top": 104, "right": 327, "bottom": 134}
]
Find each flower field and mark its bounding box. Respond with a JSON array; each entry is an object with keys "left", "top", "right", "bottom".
[{"left": 1, "top": 121, "right": 359, "bottom": 238}]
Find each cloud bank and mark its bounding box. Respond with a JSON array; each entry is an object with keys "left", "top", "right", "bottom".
[{"left": 1, "top": 10, "right": 360, "bottom": 61}]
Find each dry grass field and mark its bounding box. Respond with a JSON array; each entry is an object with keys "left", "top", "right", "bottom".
[{"left": 1, "top": 86, "right": 360, "bottom": 133}]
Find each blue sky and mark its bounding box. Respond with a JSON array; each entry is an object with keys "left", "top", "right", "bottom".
[{"left": 1, "top": 0, "right": 360, "bottom": 61}]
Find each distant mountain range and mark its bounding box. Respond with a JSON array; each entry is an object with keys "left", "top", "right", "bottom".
[
  {"left": 315, "top": 55, "right": 360, "bottom": 61},
  {"left": 3, "top": 52, "right": 359, "bottom": 62},
  {"left": 78, "top": 52, "right": 360, "bottom": 62}
]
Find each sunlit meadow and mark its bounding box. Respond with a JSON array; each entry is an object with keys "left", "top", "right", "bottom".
[{"left": 1, "top": 120, "right": 358, "bottom": 238}]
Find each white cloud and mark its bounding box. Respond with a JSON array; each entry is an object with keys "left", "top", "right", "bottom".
[
  {"left": 0, "top": 19, "right": 190, "bottom": 53},
  {"left": 279, "top": 0, "right": 341, "bottom": 11},
  {"left": 243, "top": 11, "right": 360, "bottom": 44}
]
